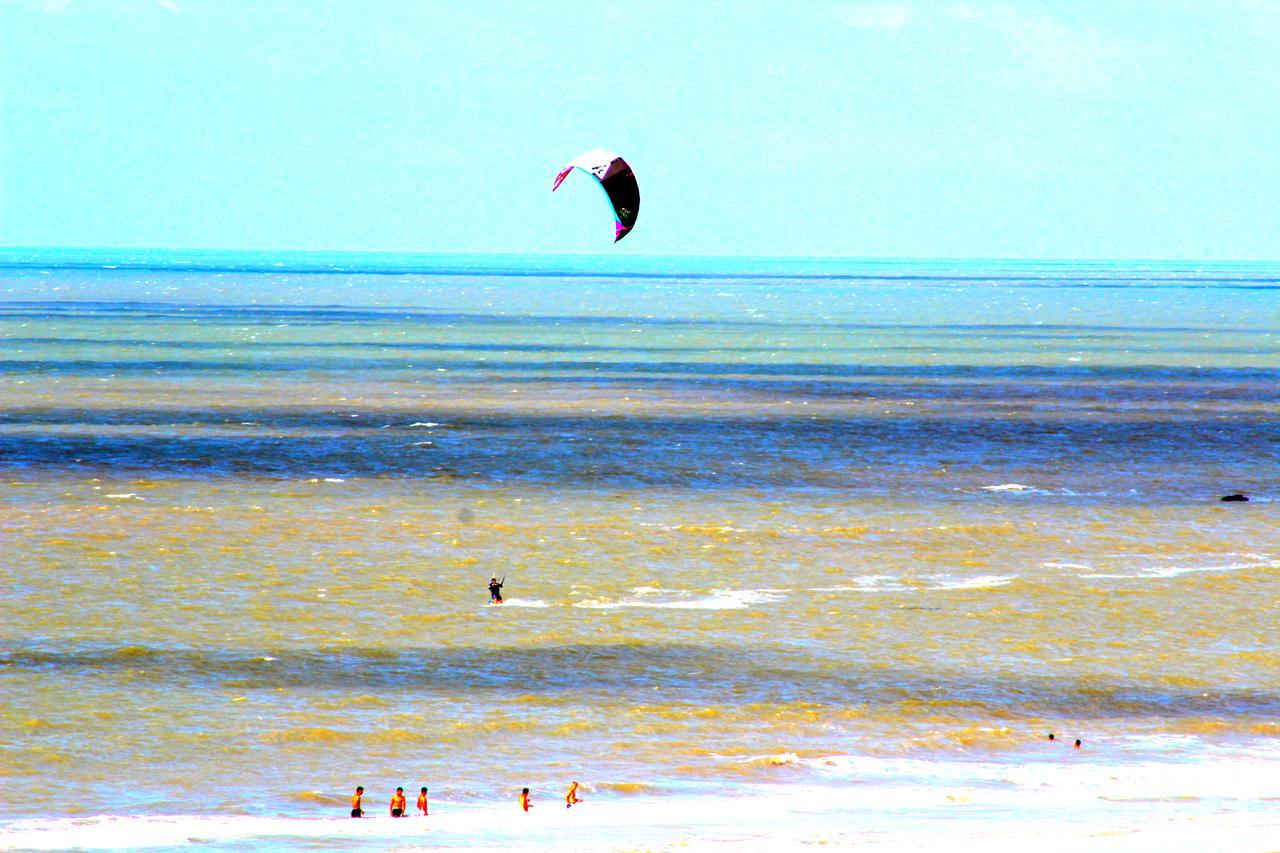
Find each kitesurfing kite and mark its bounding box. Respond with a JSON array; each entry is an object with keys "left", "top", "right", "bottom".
[{"left": 552, "top": 149, "right": 639, "bottom": 242}]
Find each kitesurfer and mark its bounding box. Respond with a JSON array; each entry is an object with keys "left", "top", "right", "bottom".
[
  {"left": 489, "top": 577, "right": 504, "bottom": 604},
  {"left": 390, "top": 786, "right": 407, "bottom": 817}
]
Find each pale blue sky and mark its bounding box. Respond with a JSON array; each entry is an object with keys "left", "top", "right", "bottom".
[{"left": 3, "top": 0, "right": 1279, "bottom": 259}]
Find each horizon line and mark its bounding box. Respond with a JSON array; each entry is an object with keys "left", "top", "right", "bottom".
[{"left": 3, "top": 245, "right": 1280, "bottom": 267}]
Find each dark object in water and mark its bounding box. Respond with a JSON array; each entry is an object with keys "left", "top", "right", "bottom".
[{"left": 1220, "top": 494, "right": 1249, "bottom": 502}]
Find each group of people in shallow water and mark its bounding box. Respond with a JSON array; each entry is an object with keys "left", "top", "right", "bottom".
[
  {"left": 349, "top": 786, "right": 429, "bottom": 818},
  {"left": 348, "top": 735, "right": 1077, "bottom": 820},
  {"left": 349, "top": 782, "right": 581, "bottom": 817}
]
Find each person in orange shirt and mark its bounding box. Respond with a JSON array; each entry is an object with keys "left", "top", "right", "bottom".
[
  {"left": 519, "top": 787, "right": 532, "bottom": 812},
  {"left": 390, "top": 786, "right": 407, "bottom": 817},
  {"left": 565, "top": 781, "right": 581, "bottom": 808},
  {"left": 416, "top": 787, "right": 429, "bottom": 816},
  {"left": 350, "top": 786, "right": 364, "bottom": 818}
]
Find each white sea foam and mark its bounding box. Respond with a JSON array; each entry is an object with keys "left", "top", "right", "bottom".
[
  {"left": 0, "top": 813, "right": 481, "bottom": 851},
  {"left": 6, "top": 755, "right": 1280, "bottom": 852},
  {"left": 490, "top": 598, "right": 550, "bottom": 608},
  {"left": 1081, "top": 555, "right": 1278, "bottom": 580},
  {"left": 574, "top": 589, "right": 785, "bottom": 610},
  {"left": 408, "top": 421, "right": 442, "bottom": 428},
  {"left": 811, "top": 574, "right": 1015, "bottom": 592},
  {"left": 931, "top": 574, "right": 1016, "bottom": 590},
  {"left": 741, "top": 751, "right": 803, "bottom": 766},
  {"left": 974, "top": 484, "right": 1112, "bottom": 497},
  {"left": 809, "top": 575, "right": 906, "bottom": 592},
  {"left": 104, "top": 493, "right": 143, "bottom": 500},
  {"left": 796, "top": 744, "right": 1280, "bottom": 804},
  {"left": 1139, "top": 557, "right": 1279, "bottom": 578}
]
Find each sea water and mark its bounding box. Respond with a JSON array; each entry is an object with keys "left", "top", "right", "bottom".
[{"left": 0, "top": 252, "right": 1277, "bottom": 850}]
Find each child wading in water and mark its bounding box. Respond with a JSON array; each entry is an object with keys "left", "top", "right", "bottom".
[
  {"left": 565, "top": 781, "right": 581, "bottom": 808},
  {"left": 519, "top": 787, "right": 532, "bottom": 812}
]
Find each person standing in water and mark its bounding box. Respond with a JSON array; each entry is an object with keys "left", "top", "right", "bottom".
[
  {"left": 489, "top": 577, "right": 504, "bottom": 604},
  {"left": 519, "top": 787, "right": 532, "bottom": 812},
  {"left": 417, "top": 787, "right": 429, "bottom": 816},
  {"left": 390, "top": 786, "right": 407, "bottom": 817},
  {"left": 565, "top": 781, "right": 581, "bottom": 808},
  {"left": 350, "top": 786, "right": 364, "bottom": 818}
]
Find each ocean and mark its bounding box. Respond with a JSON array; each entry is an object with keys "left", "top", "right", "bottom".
[{"left": 0, "top": 251, "right": 1277, "bottom": 850}]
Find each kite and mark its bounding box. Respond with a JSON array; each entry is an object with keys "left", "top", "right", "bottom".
[{"left": 552, "top": 149, "right": 640, "bottom": 242}]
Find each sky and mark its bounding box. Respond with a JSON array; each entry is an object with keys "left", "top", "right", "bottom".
[{"left": 2, "top": 0, "right": 1279, "bottom": 259}]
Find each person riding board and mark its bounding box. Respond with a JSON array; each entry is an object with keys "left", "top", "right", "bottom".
[{"left": 489, "top": 576, "right": 505, "bottom": 604}]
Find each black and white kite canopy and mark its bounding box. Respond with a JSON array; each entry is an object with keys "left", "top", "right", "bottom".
[{"left": 552, "top": 149, "right": 640, "bottom": 242}]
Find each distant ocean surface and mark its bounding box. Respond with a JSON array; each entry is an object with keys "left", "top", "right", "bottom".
[{"left": 1, "top": 251, "right": 1278, "bottom": 850}]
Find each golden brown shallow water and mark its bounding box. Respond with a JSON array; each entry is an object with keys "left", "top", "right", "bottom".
[{"left": 0, "top": 262, "right": 1277, "bottom": 849}]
